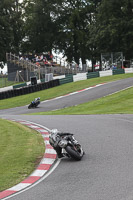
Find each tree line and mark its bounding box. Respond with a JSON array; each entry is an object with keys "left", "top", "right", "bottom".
[{"left": 0, "top": 0, "right": 133, "bottom": 69}]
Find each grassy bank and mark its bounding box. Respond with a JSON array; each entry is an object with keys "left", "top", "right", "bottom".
[
  {"left": 0, "top": 119, "right": 45, "bottom": 191},
  {"left": 0, "top": 73, "right": 133, "bottom": 110}
]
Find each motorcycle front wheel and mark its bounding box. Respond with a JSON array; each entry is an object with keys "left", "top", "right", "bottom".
[
  {"left": 28, "top": 104, "right": 32, "bottom": 109},
  {"left": 65, "top": 145, "right": 83, "bottom": 161}
]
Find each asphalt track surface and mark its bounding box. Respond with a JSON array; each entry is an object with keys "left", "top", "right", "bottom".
[{"left": 1, "top": 78, "right": 133, "bottom": 200}]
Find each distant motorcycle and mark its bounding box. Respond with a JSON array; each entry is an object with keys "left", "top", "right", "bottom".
[
  {"left": 49, "top": 129, "right": 84, "bottom": 160},
  {"left": 28, "top": 97, "right": 40, "bottom": 109}
]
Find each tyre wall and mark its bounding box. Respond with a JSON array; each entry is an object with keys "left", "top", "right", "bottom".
[{"left": 0, "top": 79, "right": 60, "bottom": 100}]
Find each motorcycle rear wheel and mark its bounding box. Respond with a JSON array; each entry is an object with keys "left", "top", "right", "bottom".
[{"left": 65, "top": 145, "right": 83, "bottom": 161}]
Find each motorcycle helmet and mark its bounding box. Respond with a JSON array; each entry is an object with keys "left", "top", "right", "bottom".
[{"left": 51, "top": 129, "right": 58, "bottom": 134}]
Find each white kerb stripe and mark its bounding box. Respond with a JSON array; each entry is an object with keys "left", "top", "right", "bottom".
[
  {"left": 31, "top": 169, "right": 47, "bottom": 177},
  {"left": 38, "top": 129, "right": 49, "bottom": 133},
  {"left": 41, "top": 158, "right": 55, "bottom": 164},
  {"left": 42, "top": 135, "right": 49, "bottom": 138},
  {"left": 28, "top": 125, "right": 39, "bottom": 128},
  {"left": 8, "top": 183, "right": 31, "bottom": 191},
  {"left": 45, "top": 149, "right": 56, "bottom": 154},
  {"left": 19, "top": 122, "right": 31, "bottom": 124},
  {"left": 45, "top": 141, "right": 50, "bottom": 145}
]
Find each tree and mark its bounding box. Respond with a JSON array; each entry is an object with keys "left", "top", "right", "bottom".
[
  {"left": 22, "top": 0, "right": 102, "bottom": 67},
  {"left": 22, "top": 0, "right": 58, "bottom": 54},
  {"left": 0, "top": 0, "right": 24, "bottom": 62},
  {"left": 21, "top": 0, "right": 133, "bottom": 68},
  {"left": 54, "top": 0, "right": 92, "bottom": 64},
  {"left": 92, "top": 0, "right": 133, "bottom": 60},
  {"left": 10, "top": 0, "right": 24, "bottom": 54},
  {"left": 0, "top": 0, "right": 13, "bottom": 62}
]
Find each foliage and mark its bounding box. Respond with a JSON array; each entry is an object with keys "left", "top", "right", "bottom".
[
  {"left": 92, "top": 0, "right": 133, "bottom": 60},
  {"left": 0, "top": 0, "right": 24, "bottom": 62},
  {"left": 54, "top": 0, "right": 92, "bottom": 64},
  {"left": 22, "top": 0, "right": 58, "bottom": 54},
  {"left": 0, "top": 0, "right": 133, "bottom": 65}
]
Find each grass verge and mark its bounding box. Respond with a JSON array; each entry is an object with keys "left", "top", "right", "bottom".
[
  {"left": 0, "top": 73, "right": 133, "bottom": 109},
  {"left": 0, "top": 119, "right": 45, "bottom": 192}
]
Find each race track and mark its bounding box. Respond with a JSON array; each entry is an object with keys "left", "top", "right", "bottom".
[
  {"left": 0, "top": 77, "right": 133, "bottom": 115},
  {"left": 1, "top": 78, "right": 133, "bottom": 200}
]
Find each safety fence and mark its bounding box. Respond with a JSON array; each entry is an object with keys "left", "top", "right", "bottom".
[{"left": 0, "top": 68, "right": 132, "bottom": 100}]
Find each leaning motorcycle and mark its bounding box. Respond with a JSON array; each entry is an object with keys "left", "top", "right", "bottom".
[
  {"left": 28, "top": 97, "right": 40, "bottom": 109},
  {"left": 49, "top": 129, "right": 84, "bottom": 161}
]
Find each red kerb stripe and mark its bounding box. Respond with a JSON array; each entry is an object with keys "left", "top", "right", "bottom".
[
  {"left": 44, "top": 153, "right": 56, "bottom": 159},
  {"left": 44, "top": 137, "right": 49, "bottom": 141},
  {"left": 37, "top": 164, "right": 51, "bottom": 170},
  {"left": 46, "top": 144, "right": 53, "bottom": 149},
  {"left": 0, "top": 190, "right": 16, "bottom": 199},
  {"left": 21, "top": 176, "right": 40, "bottom": 183}
]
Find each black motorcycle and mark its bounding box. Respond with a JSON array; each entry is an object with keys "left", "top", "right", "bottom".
[
  {"left": 49, "top": 129, "right": 84, "bottom": 161},
  {"left": 28, "top": 97, "right": 40, "bottom": 109}
]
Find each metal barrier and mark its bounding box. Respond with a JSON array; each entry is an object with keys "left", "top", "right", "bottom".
[
  {"left": 112, "top": 69, "right": 125, "bottom": 75},
  {"left": 59, "top": 75, "right": 73, "bottom": 85},
  {"left": 87, "top": 72, "right": 99, "bottom": 79}
]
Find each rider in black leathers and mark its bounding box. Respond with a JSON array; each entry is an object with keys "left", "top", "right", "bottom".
[{"left": 49, "top": 129, "right": 78, "bottom": 158}]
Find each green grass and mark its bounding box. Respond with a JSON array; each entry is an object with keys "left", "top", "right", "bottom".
[
  {"left": 0, "top": 119, "right": 45, "bottom": 191},
  {"left": 0, "top": 77, "right": 16, "bottom": 88},
  {"left": 0, "top": 73, "right": 133, "bottom": 110},
  {"left": 32, "top": 86, "right": 133, "bottom": 115}
]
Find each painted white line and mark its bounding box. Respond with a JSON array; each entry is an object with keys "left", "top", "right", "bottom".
[
  {"left": 103, "top": 85, "right": 133, "bottom": 98},
  {"left": 54, "top": 96, "right": 64, "bottom": 100}
]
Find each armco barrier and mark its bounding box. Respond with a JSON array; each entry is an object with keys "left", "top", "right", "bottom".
[
  {"left": 59, "top": 76, "right": 73, "bottom": 85},
  {"left": 113, "top": 69, "right": 125, "bottom": 75},
  {"left": 73, "top": 73, "right": 87, "bottom": 82},
  {"left": 87, "top": 72, "right": 99, "bottom": 79},
  {"left": 40, "top": 78, "right": 45, "bottom": 83},
  {"left": 99, "top": 70, "right": 112, "bottom": 77},
  {"left": 65, "top": 74, "right": 73, "bottom": 77},
  {"left": 124, "top": 68, "right": 133, "bottom": 73},
  {"left": 53, "top": 75, "right": 65, "bottom": 80},
  {"left": 0, "top": 86, "right": 13, "bottom": 92},
  {"left": 13, "top": 83, "right": 27, "bottom": 89}
]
